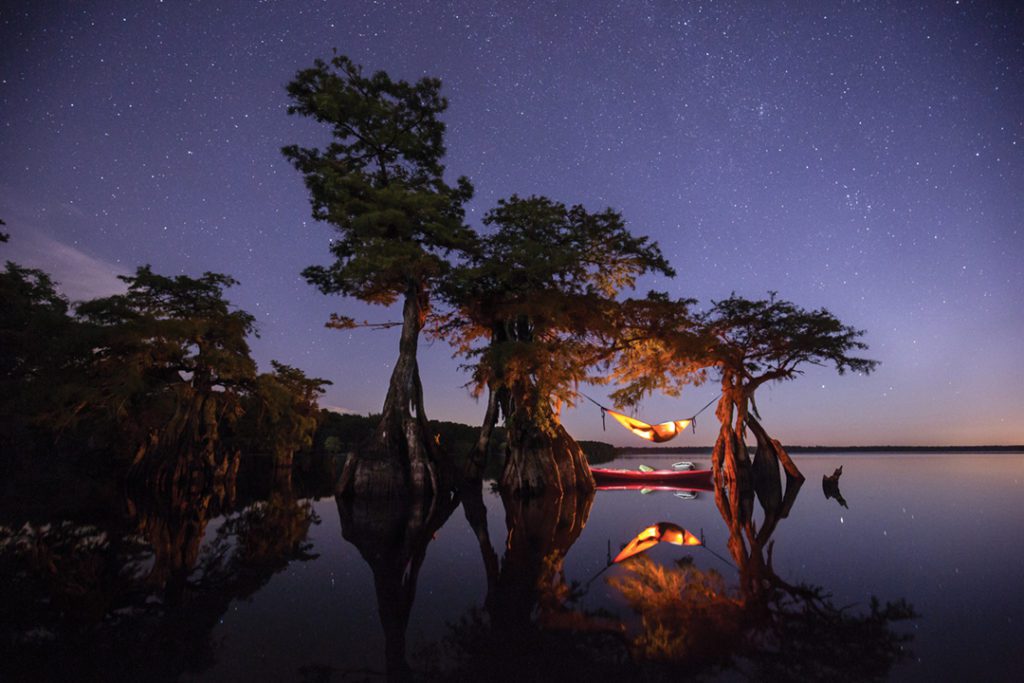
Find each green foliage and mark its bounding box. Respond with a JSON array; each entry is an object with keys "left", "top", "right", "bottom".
[
  {"left": 0, "top": 262, "right": 73, "bottom": 385},
  {"left": 74, "top": 265, "right": 257, "bottom": 391},
  {"left": 312, "top": 411, "right": 508, "bottom": 477},
  {"left": 240, "top": 362, "right": 331, "bottom": 464},
  {"left": 0, "top": 256, "right": 78, "bottom": 458},
  {"left": 282, "top": 53, "right": 475, "bottom": 306},
  {"left": 438, "top": 194, "right": 674, "bottom": 432},
  {"left": 700, "top": 291, "right": 879, "bottom": 390},
  {"left": 54, "top": 266, "right": 258, "bottom": 464},
  {"left": 313, "top": 410, "right": 378, "bottom": 453}
]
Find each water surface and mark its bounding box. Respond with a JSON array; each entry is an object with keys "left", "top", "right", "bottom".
[{"left": 2, "top": 453, "right": 1022, "bottom": 681}]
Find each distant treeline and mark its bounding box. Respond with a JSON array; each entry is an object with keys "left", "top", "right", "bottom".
[{"left": 313, "top": 411, "right": 617, "bottom": 474}]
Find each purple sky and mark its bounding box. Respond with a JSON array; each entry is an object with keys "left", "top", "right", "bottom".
[{"left": 2, "top": 1, "right": 1021, "bottom": 446}]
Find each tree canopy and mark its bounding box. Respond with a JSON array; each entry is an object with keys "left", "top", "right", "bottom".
[
  {"left": 240, "top": 361, "right": 331, "bottom": 467},
  {"left": 56, "top": 266, "right": 258, "bottom": 474},
  {"left": 701, "top": 291, "right": 879, "bottom": 394},
  {"left": 0, "top": 257, "right": 77, "bottom": 459},
  {"left": 441, "top": 194, "right": 675, "bottom": 422},
  {"left": 282, "top": 53, "right": 474, "bottom": 309},
  {"left": 697, "top": 292, "right": 878, "bottom": 481}
]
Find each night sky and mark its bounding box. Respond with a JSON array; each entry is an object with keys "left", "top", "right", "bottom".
[{"left": 2, "top": 1, "right": 1021, "bottom": 446}]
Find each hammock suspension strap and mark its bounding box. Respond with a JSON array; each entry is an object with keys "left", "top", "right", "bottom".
[{"left": 580, "top": 392, "right": 720, "bottom": 442}]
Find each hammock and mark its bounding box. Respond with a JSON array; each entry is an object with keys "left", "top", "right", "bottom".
[
  {"left": 606, "top": 410, "right": 692, "bottom": 443},
  {"left": 582, "top": 394, "right": 718, "bottom": 444}
]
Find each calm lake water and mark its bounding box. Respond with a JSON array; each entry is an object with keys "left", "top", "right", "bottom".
[{"left": 3, "top": 453, "right": 1022, "bottom": 681}]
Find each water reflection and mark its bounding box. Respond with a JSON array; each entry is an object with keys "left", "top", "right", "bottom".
[
  {"left": 0, "top": 461, "right": 320, "bottom": 682},
  {"left": 428, "top": 463, "right": 916, "bottom": 681},
  {"left": 434, "top": 486, "right": 632, "bottom": 680},
  {"left": 337, "top": 490, "right": 459, "bottom": 681},
  {"left": 822, "top": 465, "right": 849, "bottom": 508},
  {"left": 608, "top": 464, "right": 917, "bottom": 679},
  {"left": 1, "top": 452, "right": 924, "bottom": 681}
]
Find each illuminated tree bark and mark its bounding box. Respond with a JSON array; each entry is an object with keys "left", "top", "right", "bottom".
[
  {"left": 438, "top": 196, "right": 673, "bottom": 497},
  {"left": 701, "top": 293, "right": 877, "bottom": 484},
  {"left": 500, "top": 395, "right": 594, "bottom": 497}
]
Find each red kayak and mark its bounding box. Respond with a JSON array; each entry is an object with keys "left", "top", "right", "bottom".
[{"left": 591, "top": 468, "right": 714, "bottom": 488}]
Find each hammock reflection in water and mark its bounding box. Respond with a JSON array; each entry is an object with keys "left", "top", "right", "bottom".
[{"left": 613, "top": 522, "right": 702, "bottom": 563}]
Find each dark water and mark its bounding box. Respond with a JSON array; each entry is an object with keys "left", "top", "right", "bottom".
[{"left": 2, "top": 453, "right": 1022, "bottom": 681}]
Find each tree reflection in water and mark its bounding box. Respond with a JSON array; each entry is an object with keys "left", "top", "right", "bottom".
[
  {"left": 430, "top": 486, "right": 634, "bottom": 681},
  {"left": 435, "top": 465, "right": 916, "bottom": 682},
  {"left": 0, "top": 462, "right": 319, "bottom": 682},
  {"left": 611, "top": 466, "right": 917, "bottom": 680},
  {"left": 336, "top": 489, "right": 460, "bottom": 681}
]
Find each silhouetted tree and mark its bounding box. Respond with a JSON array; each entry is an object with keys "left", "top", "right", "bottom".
[
  {"left": 65, "top": 266, "right": 257, "bottom": 484},
  {"left": 439, "top": 195, "right": 673, "bottom": 495},
  {"left": 283, "top": 54, "right": 475, "bottom": 498},
  {"left": 0, "top": 234, "right": 78, "bottom": 460}
]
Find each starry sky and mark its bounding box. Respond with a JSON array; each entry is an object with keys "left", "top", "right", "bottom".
[{"left": 2, "top": 0, "right": 1021, "bottom": 446}]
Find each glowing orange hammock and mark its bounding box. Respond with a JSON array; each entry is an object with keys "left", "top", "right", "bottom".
[
  {"left": 614, "top": 522, "right": 702, "bottom": 563},
  {"left": 605, "top": 410, "right": 692, "bottom": 443},
  {"left": 582, "top": 394, "right": 719, "bottom": 444}
]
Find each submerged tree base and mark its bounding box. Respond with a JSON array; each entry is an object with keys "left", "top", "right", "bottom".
[
  {"left": 711, "top": 424, "right": 752, "bottom": 488},
  {"left": 337, "top": 447, "right": 450, "bottom": 499},
  {"left": 500, "top": 422, "right": 595, "bottom": 497},
  {"left": 336, "top": 387, "right": 453, "bottom": 498}
]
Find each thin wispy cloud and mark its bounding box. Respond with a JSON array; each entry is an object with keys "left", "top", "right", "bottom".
[{"left": 3, "top": 229, "right": 127, "bottom": 301}]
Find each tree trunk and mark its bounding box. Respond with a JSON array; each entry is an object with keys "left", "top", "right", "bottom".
[
  {"left": 338, "top": 283, "right": 450, "bottom": 498},
  {"left": 747, "top": 413, "right": 804, "bottom": 482},
  {"left": 712, "top": 380, "right": 753, "bottom": 486},
  {"left": 273, "top": 446, "right": 295, "bottom": 471},
  {"left": 463, "top": 386, "right": 502, "bottom": 482},
  {"left": 500, "top": 418, "right": 594, "bottom": 497},
  {"left": 128, "top": 390, "right": 240, "bottom": 494}
]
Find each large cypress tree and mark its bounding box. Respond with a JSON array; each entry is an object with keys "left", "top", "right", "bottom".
[
  {"left": 439, "top": 195, "right": 673, "bottom": 495},
  {"left": 699, "top": 293, "right": 878, "bottom": 483},
  {"left": 283, "top": 55, "right": 475, "bottom": 497}
]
